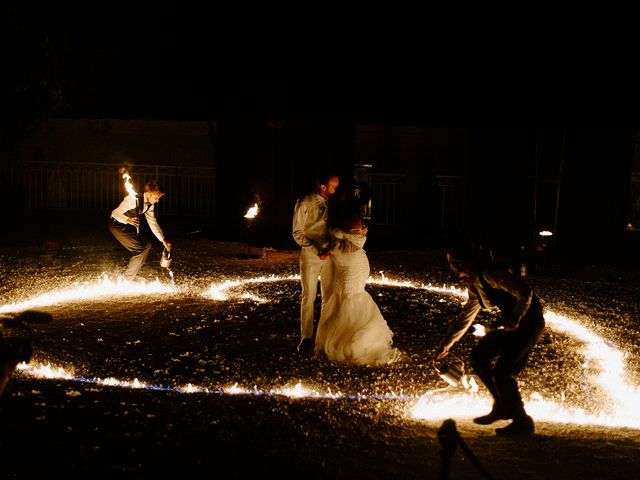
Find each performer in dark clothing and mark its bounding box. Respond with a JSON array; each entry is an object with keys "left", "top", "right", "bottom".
[{"left": 436, "top": 242, "right": 545, "bottom": 435}]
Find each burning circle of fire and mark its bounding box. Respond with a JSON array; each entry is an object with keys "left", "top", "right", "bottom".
[{"left": 2, "top": 273, "right": 640, "bottom": 429}]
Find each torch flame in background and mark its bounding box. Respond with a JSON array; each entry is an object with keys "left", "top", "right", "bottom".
[
  {"left": 244, "top": 203, "right": 259, "bottom": 219},
  {"left": 4, "top": 272, "right": 640, "bottom": 428}
]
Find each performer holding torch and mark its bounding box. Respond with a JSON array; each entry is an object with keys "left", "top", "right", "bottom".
[{"left": 109, "top": 169, "right": 172, "bottom": 281}]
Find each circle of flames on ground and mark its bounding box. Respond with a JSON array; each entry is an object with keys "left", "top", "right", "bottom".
[{"left": 1, "top": 272, "right": 639, "bottom": 429}]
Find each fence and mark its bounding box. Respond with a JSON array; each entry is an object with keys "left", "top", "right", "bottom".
[
  {"left": 363, "top": 173, "right": 466, "bottom": 231},
  {"left": 16, "top": 162, "right": 467, "bottom": 230},
  {"left": 362, "top": 173, "right": 405, "bottom": 226},
  {"left": 18, "top": 161, "right": 216, "bottom": 217}
]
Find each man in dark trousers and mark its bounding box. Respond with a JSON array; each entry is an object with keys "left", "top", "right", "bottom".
[
  {"left": 436, "top": 242, "right": 545, "bottom": 435},
  {"left": 109, "top": 178, "right": 171, "bottom": 281}
]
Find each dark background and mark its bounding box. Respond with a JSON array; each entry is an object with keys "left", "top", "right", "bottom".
[
  {"left": 3, "top": 3, "right": 640, "bottom": 265},
  {"left": 6, "top": 3, "right": 639, "bottom": 126}
]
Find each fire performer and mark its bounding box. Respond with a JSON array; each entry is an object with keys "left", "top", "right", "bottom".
[
  {"left": 291, "top": 173, "right": 340, "bottom": 354},
  {"left": 109, "top": 178, "right": 171, "bottom": 281},
  {"left": 435, "top": 242, "right": 545, "bottom": 435}
]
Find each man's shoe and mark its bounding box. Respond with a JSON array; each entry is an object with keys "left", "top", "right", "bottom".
[
  {"left": 495, "top": 415, "right": 535, "bottom": 435},
  {"left": 297, "top": 338, "right": 314, "bottom": 354},
  {"left": 473, "top": 409, "right": 511, "bottom": 425}
]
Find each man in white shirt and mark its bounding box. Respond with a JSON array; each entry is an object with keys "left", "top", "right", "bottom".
[
  {"left": 292, "top": 174, "right": 340, "bottom": 353},
  {"left": 109, "top": 179, "right": 172, "bottom": 280}
]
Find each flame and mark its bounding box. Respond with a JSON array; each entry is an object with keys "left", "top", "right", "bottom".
[
  {"left": 205, "top": 274, "right": 300, "bottom": 301},
  {"left": 222, "top": 381, "right": 328, "bottom": 398},
  {"left": 204, "top": 272, "right": 467, "bottom": 303},
  {"left": 205, "top": 273, "right": 640, "bottom": 428},
  {"left": 472, "top": 324, "right": 486, "bottom": 336},
  {"left": 462, "top": 375, "right": 479, "bottom": 392},
  {"left": 413, "top": 307, "right": 640, "bottom": 428},
  {"left": 244, "top": 203, "right": 259, "bottom": 219},
  {"left": 121, "top": 169, "right": 137, "bottom": 197},
  {"left": 5, "top": 272, "right": 640, "bottom": 428},
  {"left": 17, "top": 362, "right": 74, "bottom": 379},
  {"left": 0, "top": 275, "right": 175, "bottom": 314}
]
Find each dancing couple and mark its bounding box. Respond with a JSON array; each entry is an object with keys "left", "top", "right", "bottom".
[{"left": 292, "top": 173, "right": 401, "bottom": 366}]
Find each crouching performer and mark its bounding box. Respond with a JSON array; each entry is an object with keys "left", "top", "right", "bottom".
[{"left": 435, "top": 242, "right": 545, "bottom": 435}]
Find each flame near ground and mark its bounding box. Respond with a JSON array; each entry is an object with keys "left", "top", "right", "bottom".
[{"left": 3, "top": 273, "right": 640, "bottom": 430}]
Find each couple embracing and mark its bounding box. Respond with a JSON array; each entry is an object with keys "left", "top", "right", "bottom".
[{"left": 291, "top": 173, "right": 401, "bottom": 366}]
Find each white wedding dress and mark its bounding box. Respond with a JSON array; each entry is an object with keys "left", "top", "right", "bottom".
[{"left": 314, "top": 228, "right": 401, "bottom": 366}]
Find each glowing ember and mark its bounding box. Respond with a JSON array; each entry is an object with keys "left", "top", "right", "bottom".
[{"left": 244, "top": 203, "right": 259, "bottom": 219}]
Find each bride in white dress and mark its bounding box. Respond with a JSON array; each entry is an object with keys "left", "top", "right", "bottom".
[{"left": 314, "top": 200, "right": 401, "bottom": 366}]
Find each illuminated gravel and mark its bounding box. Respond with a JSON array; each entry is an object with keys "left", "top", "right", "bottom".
[{"left": 1, "top": 232, "right": 640, "bottom": 479}]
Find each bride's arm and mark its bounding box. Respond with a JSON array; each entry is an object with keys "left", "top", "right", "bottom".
[{"left": 331, "top": 227, "right": 367, "bottom": 252}]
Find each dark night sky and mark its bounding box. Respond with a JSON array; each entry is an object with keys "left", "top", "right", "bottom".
[{"left": 5, "top": 3, "right": 640, "bottom": 127}]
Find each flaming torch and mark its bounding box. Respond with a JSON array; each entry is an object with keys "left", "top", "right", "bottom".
[
  {"left": 119, "top": 168, "right": 140, "bottom": 235},
  {"left": 239, "top": 200, "right": 262, "bottom": 258},
  {"left": 244, "top": 203, "right": 259, "bottom": 220}
]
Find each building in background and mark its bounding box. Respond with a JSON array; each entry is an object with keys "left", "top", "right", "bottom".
[{"left": 3, "top": 117, "right": 636, "bottom": 264}]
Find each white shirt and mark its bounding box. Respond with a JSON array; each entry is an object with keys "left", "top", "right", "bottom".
[
  {"left": 111, "top": 193, "right": 165, "bottom": 242},
  {"left": 291, "top": 193, "right": 331, "bottom": 252}
]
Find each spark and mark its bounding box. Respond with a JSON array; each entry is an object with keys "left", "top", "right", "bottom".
[
  {"left": 204, "top": 274, "right": 640, "bottom": 428},
  {"left": 412, "top": 307, "right": 640, "bottom": 428},
  {"left": 204, "top": 273, "right": 466, "bottom": 302},
  {"left": 205, "top": 274, "right": 300, "bottom": 301},
  {"left": 16, "top": 363, "right": 408, "bottom": 401},
  {"left": 3, "top": 272, "right": 640, "bottom": 429},
  {"left": 0, "top": 275, "right": 175, "bottom": 314}
]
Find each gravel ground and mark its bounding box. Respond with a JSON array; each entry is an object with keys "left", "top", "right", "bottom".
[{"left": 1, "top": 218, "right": 640, "bottom": 479}]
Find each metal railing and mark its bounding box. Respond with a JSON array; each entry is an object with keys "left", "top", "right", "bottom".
[
  {"left": 362, "top": 173, "right": 404, "bottom": 226},
  {"left": 363, "top": 173, "right": 467, "bottom": 231},
  {"left": 18, "top": 161, "right": 216, "bottom": 217}
]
